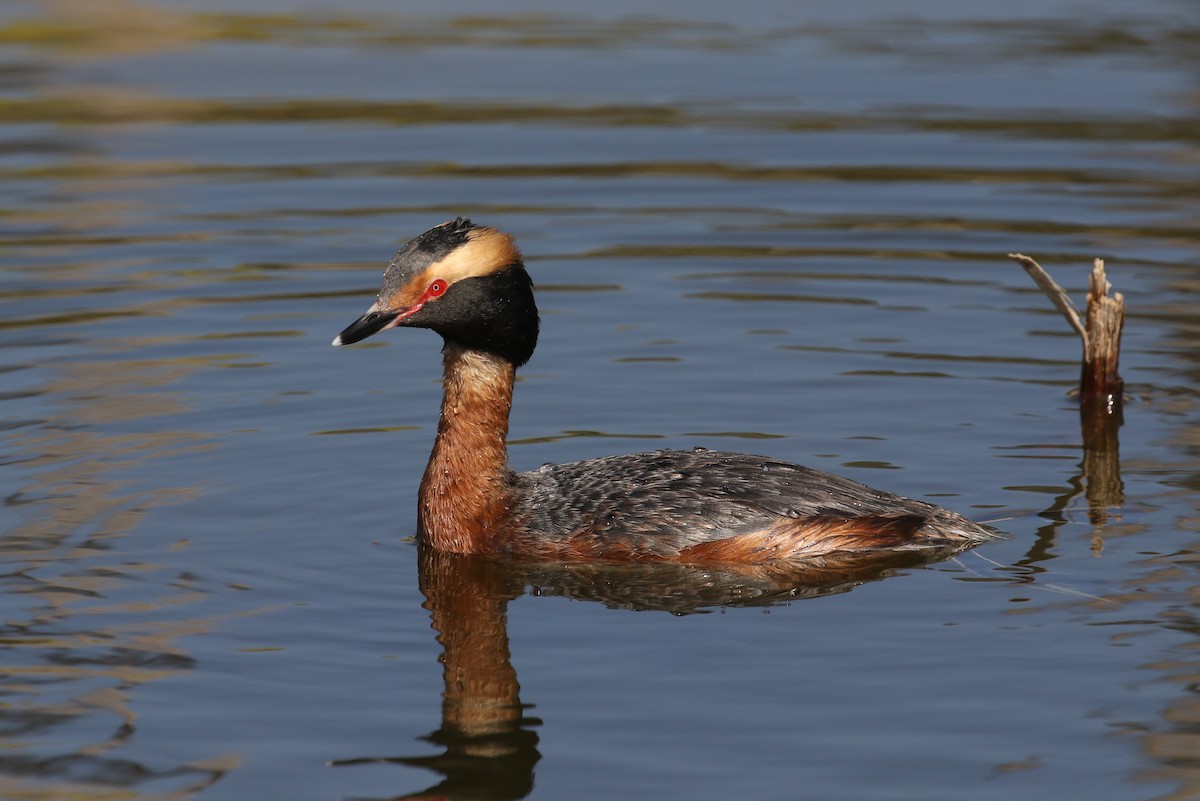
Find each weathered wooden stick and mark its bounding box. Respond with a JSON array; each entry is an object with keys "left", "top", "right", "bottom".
[
  {"left": 1081, "top": 259, "right": 1125, "bottom": 405},
  {"left": 1007, "top": 253, "right": 1125, "bottom": 409},
  {"left": 1008, "top": 253, "right": 1087, "bottom": 342},
  {"left": 1008, "top": 254, "right": 1126, "bottom": 533}
]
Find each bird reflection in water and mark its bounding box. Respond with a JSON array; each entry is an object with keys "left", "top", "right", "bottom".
[{"left": 331, "top": 544, "right": 968, "bottom": 800}]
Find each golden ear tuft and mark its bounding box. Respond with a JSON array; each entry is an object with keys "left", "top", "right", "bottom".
[
  {"left": 425, "top": 227, "right": 521, "bottom": 284},
  {"left": 467, "top": 227, "right": 522, "bottom": 273}
]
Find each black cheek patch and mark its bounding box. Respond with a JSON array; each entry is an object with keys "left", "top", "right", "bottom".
[{"left": 420, "top": 266, "right": 540, "bottom": 366}]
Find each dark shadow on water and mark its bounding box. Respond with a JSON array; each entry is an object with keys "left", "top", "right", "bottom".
[{"left": 331, "top": 544, "right": 971, "bottom": 799}]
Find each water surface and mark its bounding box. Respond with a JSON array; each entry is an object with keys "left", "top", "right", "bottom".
[{"left": 2, "top": 1, "right": 1200, "bottom": 799}]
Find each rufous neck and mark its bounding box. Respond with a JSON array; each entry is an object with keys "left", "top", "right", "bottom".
[{"left": 418, "top": 343, "right": 516, "bottom": 553}]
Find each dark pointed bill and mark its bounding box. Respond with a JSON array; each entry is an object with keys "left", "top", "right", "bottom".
[{"left": 331, "top": 305, "right": 398, "bottom": 347}]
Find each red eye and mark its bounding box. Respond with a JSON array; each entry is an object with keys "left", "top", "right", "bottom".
[{"left": 428, "top": 280, "right": 447, "bottom": 297}]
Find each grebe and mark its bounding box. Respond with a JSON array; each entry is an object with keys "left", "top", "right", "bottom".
[{"left": 333, "top": 218, "right": 996, "bottom": 561}]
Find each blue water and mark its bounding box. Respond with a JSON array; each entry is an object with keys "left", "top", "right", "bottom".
[{"left": 2, "top": 1, "right": 1199, "bottom": 799}]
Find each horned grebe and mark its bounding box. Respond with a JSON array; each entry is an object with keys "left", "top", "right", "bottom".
[{"left": 333, "top": 218, "right": 996, "bottom": 561}]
